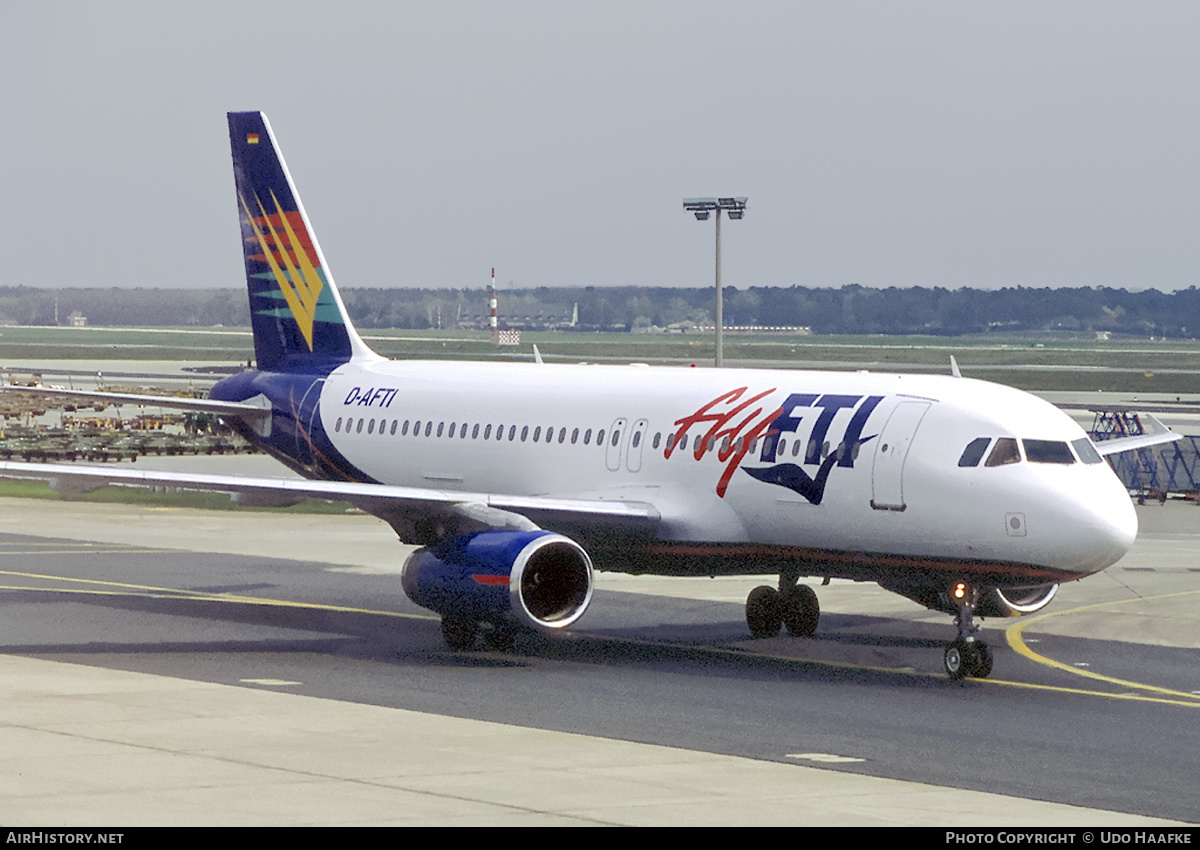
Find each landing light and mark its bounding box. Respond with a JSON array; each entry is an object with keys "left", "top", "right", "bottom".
[{"left": 953, "top": 582, "right": 967, "bottom": 600}]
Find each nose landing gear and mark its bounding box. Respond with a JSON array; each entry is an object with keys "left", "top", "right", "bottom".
[{"left": 944, "top": 582, "right": 992, "bottom": 680}]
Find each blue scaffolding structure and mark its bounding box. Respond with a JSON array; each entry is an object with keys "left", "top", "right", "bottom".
[{"left": 1089, "top": 411, "right": 1200, "bottom": 501}]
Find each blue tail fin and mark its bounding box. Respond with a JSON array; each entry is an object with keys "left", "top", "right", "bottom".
[{"left": 228, "top": 112, "right": 374, "bottom": 372}]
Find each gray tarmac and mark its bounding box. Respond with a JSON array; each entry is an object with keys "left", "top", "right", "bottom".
[{"left": 1, "top": 482, "right": 1197, "bottom": 826}]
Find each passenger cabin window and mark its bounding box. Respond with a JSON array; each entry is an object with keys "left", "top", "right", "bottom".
[
  {"left": 984, "top": 438, "right": 1020, "bottom": 467},
  {"left": 1023, "top": 439, "right": 1075, "bottom": 464},
  {"left": 958, "top": 437, "right": 991, "bottom": 468},
  {"left": 1072, "top": 437, "right": 1104, "bottom": 464}
]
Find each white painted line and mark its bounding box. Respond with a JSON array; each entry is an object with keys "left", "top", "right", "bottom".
[{"left": 786, "top": 753, "right": 866, "bottom": 764}]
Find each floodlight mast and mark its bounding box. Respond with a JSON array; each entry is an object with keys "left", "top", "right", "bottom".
[{"left": 683, "top": 196, "right": 747, "bottom": 367}]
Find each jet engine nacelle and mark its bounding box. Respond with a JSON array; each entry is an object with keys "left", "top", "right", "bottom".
[
  {"left": 400, "top": 529, "right": 594, "bottom": 630},
  {"left": 977, "top": 583, "right": 1059, "bottom": 617},
  {"left": 880, "top": 580, "right": 1059, "bottom": 618}
]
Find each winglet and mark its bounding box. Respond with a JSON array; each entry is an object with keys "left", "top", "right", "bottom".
[{"left": 950, "top": 355, "right": 962, "bottom": 378}]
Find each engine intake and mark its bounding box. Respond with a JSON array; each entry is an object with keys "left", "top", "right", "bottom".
[
  {"left": 401, "top": 530, "right": 594, "bottom": 630},
  {"left": 978, "top": 583, "right": 1059, "bottom": 617}
]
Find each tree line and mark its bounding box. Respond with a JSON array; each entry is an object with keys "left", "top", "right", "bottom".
[{"left": 3, "top": 284, "right": 1200, "bottom": 338}]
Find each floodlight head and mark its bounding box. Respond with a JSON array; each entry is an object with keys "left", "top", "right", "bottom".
[{"left": 684, "top": 195, "right": 746, "bottom": 220}]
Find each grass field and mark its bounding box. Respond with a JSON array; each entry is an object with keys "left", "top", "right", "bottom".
[{"left": 3, "top": 324, "right": 1198, "bottom": 393}]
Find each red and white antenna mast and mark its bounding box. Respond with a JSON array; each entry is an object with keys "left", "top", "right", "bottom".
[
  {"left": 489, "top": 268, "right": 519, "bottom": 346},
  {"left": 489, "top": 267, "right": 499, "bottom": 343}
]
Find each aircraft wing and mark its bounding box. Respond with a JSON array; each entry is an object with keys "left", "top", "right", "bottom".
[
  {"left": 0, "top": 385, "right": 270, "bottom": 422},
  {"left": 0, "top": 460, "right": 661, "bottom": 542}
]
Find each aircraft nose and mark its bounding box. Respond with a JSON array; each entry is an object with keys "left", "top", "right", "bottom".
[{"left": 1072, "top": 475, "right": 1137, "bottom": 573}]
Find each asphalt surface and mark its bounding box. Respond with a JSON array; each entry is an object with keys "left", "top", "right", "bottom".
[{"left": 0, "top": 488, "right": 1197, "bottom": 826}]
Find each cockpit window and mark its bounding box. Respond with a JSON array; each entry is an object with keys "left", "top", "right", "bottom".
[
  {"left": 958, "top": 437, "right": 991, "bottom": 467},
  {"left": 984, "top": 438, "right": 1021, "bottom": 467},
  {"left": 1071, "top": 437, "right": 1104, "bottom": 465},
  {"left": 1023, "top": 439, "right": 1075, "bottom": 464}
]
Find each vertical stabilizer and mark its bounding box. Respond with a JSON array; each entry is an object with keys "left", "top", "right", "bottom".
[{"left": 228, "top": 112, "right": 378, "bottom": 372}]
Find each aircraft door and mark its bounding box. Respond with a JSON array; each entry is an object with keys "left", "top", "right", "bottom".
[
  {"left": 626, "top": 418, "right": 649, "bottom": 472},
  {"left": 605, "top": 417, "right": 628, "bottom": 472},
  {"left": 870, "top": 400, "right": 930, "bottom": 511}
]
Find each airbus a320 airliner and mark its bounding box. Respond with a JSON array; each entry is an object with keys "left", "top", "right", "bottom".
[{"left": 0, "top": 112, "right": 1170, "bottom": 679}]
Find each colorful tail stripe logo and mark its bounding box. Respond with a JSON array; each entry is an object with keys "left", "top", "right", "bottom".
[{"left": 240, "top": 189, "right": 325, "bottom": 351}]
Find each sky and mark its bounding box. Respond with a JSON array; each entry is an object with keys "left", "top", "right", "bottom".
[{"left": 2, "top": 2, "right": 1199, "bottom": 292}]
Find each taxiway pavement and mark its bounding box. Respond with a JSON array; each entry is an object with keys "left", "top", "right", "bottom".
[{"left": 1, "top": 483, "right": 1196, "bottom": 825}]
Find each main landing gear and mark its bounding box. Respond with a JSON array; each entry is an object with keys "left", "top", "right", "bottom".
[
  {"left": 440, "top": 616, "right": 518, "bottom": 652},
  {"left": 745, "top": 573, "right": 820, "bottom": 639},
  {"left": 943, "top": 582, "right": 992, "bottom": 680}
]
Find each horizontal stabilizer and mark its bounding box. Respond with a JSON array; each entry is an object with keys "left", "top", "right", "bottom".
[{"left": 0, "top": 385, "right": 270, "bottom": 422}]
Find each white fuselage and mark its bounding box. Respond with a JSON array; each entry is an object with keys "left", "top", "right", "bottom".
[{"left": 319, "top": 359, "right": 1136, "bottom": 582}]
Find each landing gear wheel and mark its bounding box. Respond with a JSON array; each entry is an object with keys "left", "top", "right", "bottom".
[
  {"left": 944, "top": 639, "right": 969, "bottom": 679},
  {"left": 746, "top": 585, "right": 783, "bottom": 639},
  {"left": 441, "top": 616, "right": 478, "bottom": 650},
  {"left": 781, "top": 584, "right": 820, "bottom": 637},
  {"left": 482, "top": 624, "right": 518, "bottom": 652},
  {"left": 973, "top": 641, "right": 993, "bottom": 679},
  {"left": 944, "top": 639, "right": 992, "bottom": 679},
  {"left": 960, "top": 641, "right": 983, "bottom": 678}
]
